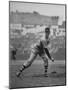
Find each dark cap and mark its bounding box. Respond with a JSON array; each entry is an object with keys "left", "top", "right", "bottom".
[{"left": 45, "top": 27, "right": 50, "bottom": 33}]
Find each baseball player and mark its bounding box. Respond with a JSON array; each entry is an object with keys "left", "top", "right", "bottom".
[
  {"left": 16, "top": 27, "right": 54, "bottom": 77},
  {"left": 11, "top": 47, "right": 17, "bottom": 60}
]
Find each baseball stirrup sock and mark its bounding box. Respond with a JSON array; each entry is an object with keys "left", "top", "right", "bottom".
[{"left": 20, "top": 65, "right": 26, "bottom": 72}]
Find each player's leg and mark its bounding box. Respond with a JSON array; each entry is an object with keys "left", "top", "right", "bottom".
[
  {"left": 13, "top": 54, "right": 16, "bottom": 60},
  {"left": 44, "top": 58, "right": 48, "bottom": 75},
  {"left": 16, "top": 51, "right": 37, "bottom": 77},
  {"left": 41, "top": 55, "right": 48, "bottom": 76}
]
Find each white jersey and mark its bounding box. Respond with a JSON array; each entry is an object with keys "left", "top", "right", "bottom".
[
  {"left": 31, "top": 37, "right": 51, "bottom": 56},
  {"left": 40, "top": 38, "right": 50, "bottom": 48},
  {"left": 33, "top": 37, "right": 50, "bottom": 48}
]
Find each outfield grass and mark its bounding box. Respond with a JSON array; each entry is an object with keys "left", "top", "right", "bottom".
[{"left": 9, "top": 60, "right": 66, "bottom": 89}]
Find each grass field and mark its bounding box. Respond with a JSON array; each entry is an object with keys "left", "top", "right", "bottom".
[{"left": 9, "top": 60, "right": 66, "bottom": 89}]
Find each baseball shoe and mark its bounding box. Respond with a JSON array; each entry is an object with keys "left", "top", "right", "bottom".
[
  {"left": 16, "top": 70, "right": 22, "bottom": 77},
  {"left": 44, "top": 69, "right": 48, "bottom": 77},
  {"left": 44, "top": 73, "right": 48, "bottom": 77}
]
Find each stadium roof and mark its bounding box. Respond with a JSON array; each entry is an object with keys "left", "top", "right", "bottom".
[{"left": 10, "top": 12, "right": 59, "bottom": 25}]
